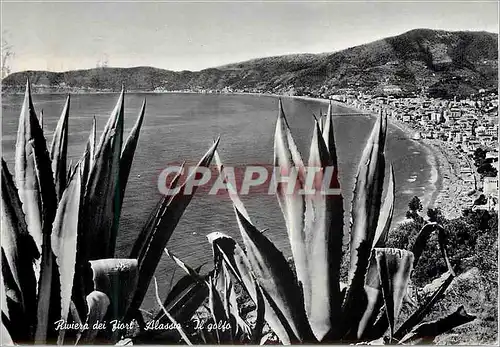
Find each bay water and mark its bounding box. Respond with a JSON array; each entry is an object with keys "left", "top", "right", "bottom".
[{"left": 1, "top": 92, "right": 435, "bottom": 310}]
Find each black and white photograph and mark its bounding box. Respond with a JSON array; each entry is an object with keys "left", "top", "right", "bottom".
[{"left": 1, "top": 0, "right": 498, "bottom": 345}]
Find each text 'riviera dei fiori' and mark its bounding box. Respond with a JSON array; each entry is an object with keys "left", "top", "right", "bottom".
[{"left": 54, "top": 319, "right": 231, "bottom": 332}]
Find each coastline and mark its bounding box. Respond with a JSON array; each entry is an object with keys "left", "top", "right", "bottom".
[
  {"left": 337, "top": 101, "right": 470, "bottom": 220},
  {"left": 283, "top": 94, "right": 464, "bottom": 219},
  {"left": 380, "top": 114, "right": 474, "bottom": 219},
  {"left": 4, "top": 89, "right": 462, "bottom": 219},
  {"left": 240, "top": 93, "right": 466, "bottom": 221},
  {"left": 387, "top": 118, "right": 443, "bottom": 214},
  {"left": 200, "top": 91, "right": 455, "bottom": 219}
]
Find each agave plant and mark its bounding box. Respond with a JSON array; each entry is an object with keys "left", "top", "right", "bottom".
[
  {"left": 147, "top": 246, "right": 261, "bottom": 345},
  {"left": 1, "top": 81, "right": 218, "bottom": 345},
  {"left": 206, "top": 100, "right": 475, "bottom": 344}
]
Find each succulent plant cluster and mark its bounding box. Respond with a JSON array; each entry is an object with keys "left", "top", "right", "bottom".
[
  {"left": 1, "top": 83, "right": 475, "bottom": 345},
  {"left": 202, "top": 101, "right": 475, "bottom": 344},
  {"left": 1, "top": 82, "right": 218, "bottom": 345}
]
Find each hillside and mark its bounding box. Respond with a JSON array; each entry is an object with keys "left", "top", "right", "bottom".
[{"left": 3, "top": 29, "right": 498, "bottom": 98}]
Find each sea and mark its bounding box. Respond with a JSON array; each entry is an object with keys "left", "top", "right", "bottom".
[{"left": 1, "top": 92, "right": 436, "bottom": 310}]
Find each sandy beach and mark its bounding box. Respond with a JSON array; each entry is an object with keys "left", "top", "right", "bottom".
[
  {"left": 287, "top": 95, "right": 473, "bottom": 219},
  {"left": 388, "top": 118, "right": 473, "bottom": 219},
  {"left": 372, "top": 111, "right": 478, "bottom": 220}
]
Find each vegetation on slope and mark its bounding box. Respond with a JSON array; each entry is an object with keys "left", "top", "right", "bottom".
[
  {"left": 387, "top": 197, "right": 498, "bottom": 344},
  {"left": 3, "top": 29, "right": 498, "bottom": 98}
]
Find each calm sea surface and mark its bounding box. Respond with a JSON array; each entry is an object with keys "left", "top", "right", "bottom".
[{"left": 1, "top": 92, "right": 435, "bottom": 309}]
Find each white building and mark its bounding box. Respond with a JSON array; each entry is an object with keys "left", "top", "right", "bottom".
[{"left": 484, "top": 177, "right": 499, "bottom": 196}]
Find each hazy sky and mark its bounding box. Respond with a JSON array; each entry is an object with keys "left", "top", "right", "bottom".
[{"left": 2, "top": 1, "right": 498, "bottom": 73}]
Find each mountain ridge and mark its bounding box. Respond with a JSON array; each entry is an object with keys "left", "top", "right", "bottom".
[{"left": 3, "top": 28, "right": 498, "bottom": 98}]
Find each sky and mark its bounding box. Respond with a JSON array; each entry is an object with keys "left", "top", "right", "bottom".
[{"left": 2, "top": 1, "right": 499, "bottom": 73}]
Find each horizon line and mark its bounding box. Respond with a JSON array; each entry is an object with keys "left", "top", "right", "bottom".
[{"left": 6, "top": 27, "right": 498, "bottom": 75}]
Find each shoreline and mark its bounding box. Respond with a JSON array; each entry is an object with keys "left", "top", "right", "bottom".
[
  {"left": 4, "top": 89, "right": 463, "bottom": 219},
  {"left": 279, "top": 94, "right": 446, "bottom": 216},
  {"left": 335, "top": 102, "right": 469, "bottom": 220},
  {"left": 377, "top": 113, "right": 474, "bottom": 219},
  {"left": 265, "top": 94, "right": 466, "bottom": 221},
  {"left": 284, "top": 94, "right": 469, "bottom": 220},
  {"left": 387, "top": 118, "right": 443, "bottom": 213}
]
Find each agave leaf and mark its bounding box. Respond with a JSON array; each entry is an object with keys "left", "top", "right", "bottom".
[
  {"left": 89, "top": 258, "right": 138, "bottom": 323},
  {"left": 106, "top": 100, "right": 147, "bottom": 259},
  {"left": 212, "top": 150, "right": 309, "bottom": 344},
  {"left": 217, "top": 261, "right": 251, "bottom": 339},
  {"left": 1, "top": 159, "right": 39, "bottom": 340},
  {"left": 411, "top": 223, "right": 455, "bottom": 275},
  {"left": 365, "top": 337, "right": 388, "bottom": 345},
  {"left": 322, "top": 100, "right": 345, "bottom": 337},
  {"left": 153, "top": 277, "right": 192, "bottom": 345},
  {"left": 49, "top": 95, "right": 70, "bottom": 201},
  {"left": 161, "top": 248, "right": 210, "bottom": 323},
  {"left": 318, "top": 109, "right": 324, "bottom": 132},
  {"left": 154, "top": 270, "right": 208, "bottom": 324},
  {"left": 347, "top": 110, "right": 387, "bottom": 282},
  {"left": 273, "top": 100, "right": 308, "bottom": 310},
  {"left": 251, "top": 281, "right": 266, "bottom": 344},
  {"left": 68, "top": 301, "right": 83, "bottom": 345},
  {"left": 353, "top": 284, "right": 383, "bottom": 340},
  {"left": 88, "top": 117, "right": 97, "bottom": 175},
  {"left": 116, "top": 338, "right": 133, "bottom": 345},
  {"left": 1, "top": 317, "right": 15, "bottom": 346},
  {"left": 119, "top": 99, "right": 146, "bottom": 202},
  {"left": 208, "top": 232, "right": 295, "bottom": 344},
  {"left": 223, "top": 271, "right": 237, "bottom": 335},
  {"left": 208, "top": 277, "right": 231, "bottom": 343},
  {"left": 213, "top": 151, "right": 300, "bottom": 343},
  {"left": 394, "top": 272, "right": 455, "bottom": 340},
  {"left": 233, "top": 207, "right": 309, "bottom": 343},
  {"left": 212, "top": 247, "right": 228, "bottom": 306},
  {"left": 374, "top": 248, "right": 414, "bottom": 339},
  {"left": 358, "top": 170, "right": 396, "bottom": 340},
  {"left": 164, "top": 249, "right": 204, "bottom": 281},
  {"left": 15, "top": 80, "right": 57, "bottom": 260},
  {"left": 129, "top": 162, "right": 185, "bottom": 261},
  {"left": 260, "top": 332, "right": 274, "bottom": 345},
  {"left": 79, "top": 141, "right": 92, "bottom": 196},
  {"left": 362, "top": 248, "right": 416, "bottom": 341},
  {"left": 410, "top": 223, "right": 437, "bottom": 266},
  {"left": 2, "top": 249, "right": 36, "bottom": 344},
  {"left": 322, "top": 101, "right": 339, "bottom": 167},
  {"left": 33, "top": 235, "right": 57, "bottom": 344},
  {"left": 79, "top": 118, "right": 94, "bottom": 193},
  {"left": 84, "top": 90, "right": 124, "bottom": 260},
  {"left": 161, "top": 264, "right": 203, "bottom": 303},
  {"left": 30, "top": 138, "right": 59, "bottom": 344},
  {"left": 358, "top": 250, "right": 392, "bottom": 340},
  {"left": 207, "top": 232, "right": 256, "bottom": 300},
  {"left": 360, "top": 261, "right": 399, "bottom": 341},
  {"left": 94, "top": 89, "right": 125, "bottom": 158},
  {"left": 343, "top": 111, "right": 387, "bottom": 333},
  {"left": 80, "top": 291, "right": 110, "bottom": 344},
  {"left": 228, "top": 276, "right": 251, "bottom": 339},
  {"left": 373, "top": 165, "right": 395, "bottom": 249},
  {"left": 127, "top": 140, "right": 219, "bottom": 320},
  {"left": 39, "top": 109, "right": 44, "bottom": 132},
  {"left": 67, "top": 159, "right": 74, "bottom": 183},
  {"left": 398, "top": 306, "right": 475, "bottom": 345},
  {"left": 50, "top": 166, "right": 82, "bottom": 344},
  {"left": 304, "top": 118, "right": 343, "bottom": 340},
  {"left": 71, "top": 150, "right": 92, "bottom": 321},
  {"left": 213, "top": 151, "right": 247, "bottom": 218}
]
